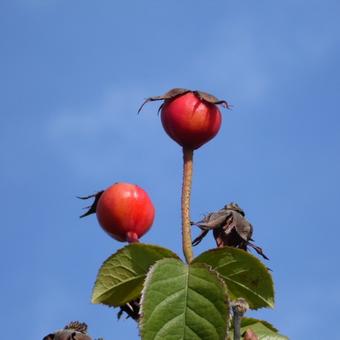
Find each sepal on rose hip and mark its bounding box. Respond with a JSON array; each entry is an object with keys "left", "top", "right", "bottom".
[
  {"left": 78, "top": 191, "right": 104, "bottom": 218},
  {"left": 138, "top": 87, "right": 231, "bottom": 113},
  {"left": 139, "top": 88, "right": 230, "bottom": 150}
]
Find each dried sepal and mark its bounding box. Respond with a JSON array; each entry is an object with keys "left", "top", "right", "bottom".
[
  {"left": 42, "top": 321, "right": 92, "bottom": 340},
  {"left": 42, "top": 334, "right": 55, "bottom": 340},
  {"left": 231, "top": 298, "right": 249, "bottom": 315},
  {"left": 64, "top": 321, "right": 88, "bottom": 334},
  {"left": 78, "top": 191, "right": 104, "bottom": 218},
  {"left": 247, "top": 241, "right": 269, "bottom": 260},
  {"left": 138, "top": 87, "right": 230, "bottom": 113},
  {"left": 192, "top": 203, "right": 269, "bottom": 260},
  {"left": 194, "top": 90, "right": 230, "bottom": 108},
  {"left": 117, "top": 299, "right": 140, "bottom": 321},
  {"left": 191, "top": 228, "right": 209, "bottom": 246}
]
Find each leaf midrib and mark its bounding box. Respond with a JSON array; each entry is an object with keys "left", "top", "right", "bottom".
[
  {"left": 223, "top": 275, "right": 273, "bottom": 308},
  {"left": 93, "top": 274, "right": 145, "bottom": 302}
]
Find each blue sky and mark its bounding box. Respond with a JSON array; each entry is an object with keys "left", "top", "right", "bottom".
[{"left": 1, "top": 0, "right": 340, "bottom": 339}]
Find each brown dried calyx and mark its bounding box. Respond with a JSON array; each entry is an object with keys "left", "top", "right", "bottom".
[
  {"left": 64, "top": 322, "right": 88, "bottom": 333},
  {"left": 192, "top": 203, "right": 269, "bottom": 260},
  {"left": 77, "top": 191, "right": 104, "bottom": 218},
  {"left": 117, "top": 298, "right": 140, "bottom": 321},
  {"left": 138, "top": 87, "right": 231, "bottom": 113},
  {"left": 43, "top": 321, "right": 92, "bottom": 340}
]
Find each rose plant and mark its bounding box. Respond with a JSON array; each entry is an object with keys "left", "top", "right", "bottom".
[{"left": 71, "top": 88, "right": 287, "bottom": 340}]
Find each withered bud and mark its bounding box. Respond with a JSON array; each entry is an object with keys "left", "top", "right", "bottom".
[
  {"left": 192, "top": 203, "right": 269, "bottom": 260},
  {"left": 43, "top": 321, "right": 92, "bottom": 340},
  {"left": 231, "top": 298, "right": 249, "bottom": 316}
]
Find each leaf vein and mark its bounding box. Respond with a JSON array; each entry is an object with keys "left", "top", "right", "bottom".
[{"left": 223, "top": 276, "right": 272, "bottom": 307}]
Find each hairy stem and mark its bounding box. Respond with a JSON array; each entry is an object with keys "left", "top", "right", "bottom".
[
  {"left": 232, "top": 299, "right": 249, "bottom": 340},
  {"left": 181, "top": 147, "right": 194, "bottom": 263}
]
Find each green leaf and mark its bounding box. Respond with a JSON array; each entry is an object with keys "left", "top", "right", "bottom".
[
  {"left": 140, "top": 258, "right": 229, "bottom": 340},
  {"left": 92, "top": 244, "right": 180, "bottom": 306},
  {"left": 193, "top": 247, "right": 274, "bottom": 309},
  {"left": 241, "top": 318, "right": 278, "bottom": 333},
  {"left": 228, "top": 319, "right": 287, "bottom": 340},
  {"left": 240, "top": 322, "right": 288, "bottom": 340}
]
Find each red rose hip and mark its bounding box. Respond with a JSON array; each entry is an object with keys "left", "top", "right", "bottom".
[
  {"left": 79, "top": 182, "right": 155, "bottom": 243},
  {"left": 138, "top": 88, "right": 229, "bottom": 263},
  {"left": 161, "top": 92, "right": 222, "bottom": 149},
  {"left": 138, "top": 88, "right": 229, "bottom": 150},
  {"left": 96, "top": 183, "right": 155, "bottom": 242}
]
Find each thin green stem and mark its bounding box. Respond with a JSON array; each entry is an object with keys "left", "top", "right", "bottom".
[{"left": 181, "top": 147, "right": 194, "bottom": 264}]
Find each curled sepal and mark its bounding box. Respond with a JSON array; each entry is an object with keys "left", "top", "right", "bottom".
[
  {"left": 77, "top": 191, "right": 104, "bottom": 218},
  {"left": 192, "top": 202, "right": 269, "bottom": 260},
  {"left": 117, "top": 298, "right": 140, "bottom": 321},
  {"left": 42, "top": 321, "right": 92, "bottom": 340},
  {"left": 138, "top": 87, "right": 230, "bottom": 113},
  {"left": 64, "top": 321, "right": 88, "bottom": 334},
  {"left": 196, "top": 90, "right": 231, "bottom": 108}
]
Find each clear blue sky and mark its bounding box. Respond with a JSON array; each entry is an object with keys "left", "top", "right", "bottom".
[{"left": 1, "top": 0, "right": 339, "bottom": 339}]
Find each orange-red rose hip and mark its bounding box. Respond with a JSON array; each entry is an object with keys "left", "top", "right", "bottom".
[
  {"left": 96, "top": 183, "right": 155, "bottom": 242},
  {"left": 161, "top": 92, "right": 222, "bottom": 149},
  {"left": 138, "top": 89, "right": 229, "bottom": 150}
]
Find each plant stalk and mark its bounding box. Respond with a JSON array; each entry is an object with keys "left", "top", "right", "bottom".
[
  {"left": 233, "top": 309, "right": 242, "bottom": 340},
  {"left": 232, "top": 299, "right": 249, "bottom": 340},
  {"left": 181, "top": 147, "right": 194, "bottom": 264}
]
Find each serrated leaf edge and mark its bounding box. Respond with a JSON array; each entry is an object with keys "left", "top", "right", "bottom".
[
  {"left": 92, "top": 243, "right": 180, "bottom": 306},
  {"left": 139, "top": 258, "right": 230, "bottom": 340},
  {"left": 241, "top": 322, "right": 289, "bottom": 340},
  {"left": 241, "top": 318, "right": 278, "bottom": 333},
  {"left": 193, "top": 247, "right": 275, "bottom": 310},
  {"left": 139, "top": 258, "right": 182, "bottom": 334}
]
